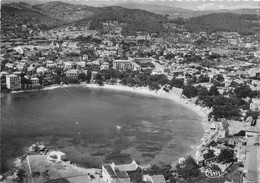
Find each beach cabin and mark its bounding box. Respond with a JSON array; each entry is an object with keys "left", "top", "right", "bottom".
[{"left": 47, "top": 151, "right": 67, "bottom": 163}]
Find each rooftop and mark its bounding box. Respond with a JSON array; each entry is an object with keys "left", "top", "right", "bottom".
[
  {"left": 116, "top": 161, "right": 138, "bottom": 172},
  {"left": 245, "top": 146, "right": 258, "bottom": 182},
  {"left": 103, "top": 164, "right": 117, "bottom": 177},
  {"left": 115, "top": 169, "right": 129, "bottom": 179},
  {"left": 150, "top": 175, "right": 166, "bottom": 183}
]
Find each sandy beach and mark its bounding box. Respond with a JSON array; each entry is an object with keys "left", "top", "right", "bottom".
[{"left": 85, "top": 83, "right": 210, "bottom": 121}]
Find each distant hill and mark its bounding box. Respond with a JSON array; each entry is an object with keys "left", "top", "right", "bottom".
[
  {"left": 74, "top": 6, "right": 167, "bottom": 33},
  {"left": 185, "top": 13, "right": 259, "bottom": 35},
  {"left": 1, "top": 2, "right": 64, "bottom": 29},
  {"left": 1, "top": 1, "right": 258, "bottom": 35},
  {"left": 190, "top": 8, "right": 258, "bottom": 18},
  {"left": 112, "top": 2, "right": 258, "bottom": 19},
  {"left": 1, "top": 1, "right": 167, "bottom": 33},
  {"left": 113, "top": 2, "right": 193, "bottom": 18},
  {"left": 32, "top": 1, "right": 100, "bottom": 22}
]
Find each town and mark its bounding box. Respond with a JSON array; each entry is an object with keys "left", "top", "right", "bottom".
[{"left": 1, "top": 1, "right": 260, "bottom": 183}]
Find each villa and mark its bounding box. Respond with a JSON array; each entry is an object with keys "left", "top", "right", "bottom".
[
  {"left": 102, "top": 161, "right": 142, "bottom": 183},
  {"left": 6, "top": 74, "right": 21, "bottom": 90},
  {"left": 113, "top": 60, "right": 133, "bottom": 71}
]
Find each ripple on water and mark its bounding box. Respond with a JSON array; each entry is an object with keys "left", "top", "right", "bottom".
[{"left": 1, "top": 88, "right": 203, "bottom": 173}]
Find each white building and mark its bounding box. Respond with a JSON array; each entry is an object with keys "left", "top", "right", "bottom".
[
  {"left": 66, "top": 69, "right": 78, "bottom": 78},
  {"left": 143, "top": 175, "right": 166, "bottom": 183},
  {"left": 102, "top": 161, "right": 139, "bottom": 183},
  {"left": 100, "top": 62, "right": 109, "bottom": 70},
  {"left": 250, "top": 98, "right": 260, "bottom": 111},
  {"left": 64, "top": 61, "right": 74, "bottom": 69},
  {"left": 113, "top": 60, "right": 133, "bottom": 71},
  {"left": 46, "top": 60, "right": 56, "bottom": 68},
  {"left": 76, "top": 61, "right": 86, "bottom": 68},
  {"left": 6, "top": 74, "right": 21, "bottom": 90},
  {"left": 47, "top": 151, "right": 66, "bottom": 163},
  {"left": 36, "top": 67, "right": 48, "bottom": 74},
  {"left": 30, "top": 77, "right": 40, "bottom": 87}
]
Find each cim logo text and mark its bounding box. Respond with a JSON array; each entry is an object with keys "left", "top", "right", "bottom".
[{"left": 204, "top": 168, "right": 223, "bottom": 178}]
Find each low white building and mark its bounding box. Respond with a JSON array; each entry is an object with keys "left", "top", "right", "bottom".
[
  {"left": 143, "top": 175, "right": 166, "bottom": 183},
  {"left": 36, "top": 67, "right": 48, "bottom": 74},
  {"left": 5, "top": 63, "right": 14, "bottom": 69},
  {"left": 30, "top": 77, "right": 40, "bottom": 87},
  {"left": 64, "top": 61, "right": 74, "bottom": 69},
  {"left": 102, "top": 161, "right": 140, "bottom": 183},
  {"left": 100, "top": 62, "right": 109, "bottom": 70},
  {"left": 46, "top": 60, "right": 56, "bottom": 68},
  {"left": 47, "top": 151, "right": 66, "bottom": 163},
  {"left": 76, "top": 61, "right": 86, "bottom": 68},
  {"left": 250, "top": 98, "right": 260, "bottom": 111},
  {"left": 66, "top": 69, "right": 78, "bottom": 78}
]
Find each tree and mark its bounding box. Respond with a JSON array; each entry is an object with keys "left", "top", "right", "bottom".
[
  {"left": 198, "top": 75, "right": 209, "bottom": 83},
  {"left": 203, "top": 149, "right": 215, "bottom": 160},
  {"left": 176, "top": 156, "right": 200, "bottom": 179},
  {"left": 149, "top": 82, "right": 160, "bottom": 91},
  {"left": 217, "top": 148, "right": 235, "bottom": 163},
  {"left": 86, "top": 70, "right": 92, "bottom": 83},
  {"left": 234, "top": 84, "right": 257, "bottom": 98},
  {"left": 183, "top": 84, "right": 197, "bottom": 98},
  {"left": 246, "top": 110, "right": 260, "bottom": 121},
  {"left": 147, "top": 164, "right": 162, "bottom": 175},
  {"left": 78, "top": 73, "right": 88, "bottom": 81},
  {"left": 197, "top": 86, "right": 209, "bottom": 97},
  {"left": 209, "top": 85, "right": 219, "bottom": 96},
  {"left": 170, "top": 79, "right": 184, "bottom": 88}
]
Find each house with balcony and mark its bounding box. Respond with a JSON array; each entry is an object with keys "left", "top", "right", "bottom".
[
  {"left": 102, "top": 161, "right": 142, "bottom": 183},
  {"left": 46, "top": 60, "right": 56, "bottom": 68},
  {"left": 66, "top": 69, "right": 78, "bottom": 78},
  {"left": 36, "top": 67, "right": 48, "bottom": 74},
  {"left": 113, "top": 59, "right": 133, "bottom": 71},
  {"left": 6, "top": 74, "right": 21, "bottom": 90},
  {"left": 30, "top": 77, "right": 41, "bottom": 88}
]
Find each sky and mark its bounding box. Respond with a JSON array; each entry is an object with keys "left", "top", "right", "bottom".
[{"left": 2, "top": 0, "right": 260, "bottom": 11}]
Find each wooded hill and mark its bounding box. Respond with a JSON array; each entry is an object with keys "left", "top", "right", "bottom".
[
  {"left": 1, "top": 1, "right": 167, "bottom": 33},
  {"left": 185, "top": 13, "right": 259, "bottom": 35},
  {"left": 1, "top": 2, "right": 259, "bottom": 35}
]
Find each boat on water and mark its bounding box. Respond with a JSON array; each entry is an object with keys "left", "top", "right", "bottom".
[{"left": 116, "top": 126, "right": 121, "bottom": 130}]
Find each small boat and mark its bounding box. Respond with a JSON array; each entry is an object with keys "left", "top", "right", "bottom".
[{"left": 116, "top": 126, "right": 121, "bottom": 130}]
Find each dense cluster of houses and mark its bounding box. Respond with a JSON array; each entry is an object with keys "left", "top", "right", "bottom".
[{"left": 190, "top": 115, "right": 260, "bottom": 183}]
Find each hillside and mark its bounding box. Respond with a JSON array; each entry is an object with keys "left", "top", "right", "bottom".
[
  {"left": 32, "top": 1, "right": 100, "bottom": 23},
  {"left": 113, "top": 2, "right": 193, "bottom": 18},
  {"left": 1, "top": 1, "right": 259, "bottom": 35},
  {"left": 74, "top": 6, "right": 167, "bottom": 33},
  {"left": 1, "top": 1, "right": 167, "bottom": 33},
  {"left": 107, "top": 2, "right": 258, "bottom": 19},
  {"left": 1, "top": 2, "right": 64, "bottom": 29},
  {"left": 185, "top": 13, "right": 259, "bottom": 35}
]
